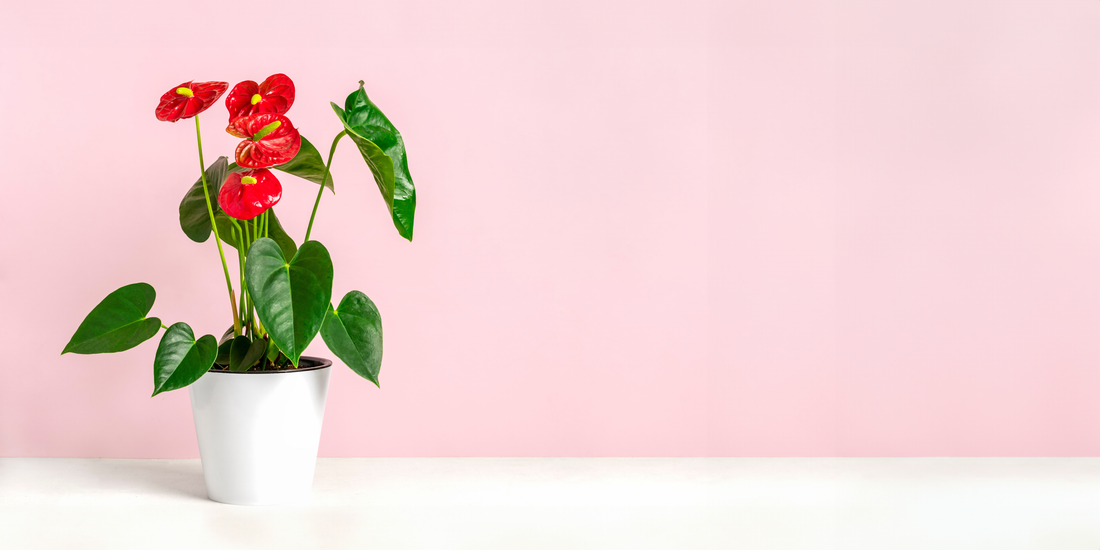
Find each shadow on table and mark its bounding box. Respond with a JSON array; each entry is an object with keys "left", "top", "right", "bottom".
[{"left": 87, "top": 459, "right": 209, "bottom": 502}]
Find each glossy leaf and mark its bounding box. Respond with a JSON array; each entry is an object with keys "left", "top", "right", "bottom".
[
  {"left": 215, "top": 207, "right": 297, "bottom": 261},
  {"left": 330, "top": 82, "right": 416, "bottom": 241},
  {"left": 245, "top": 238, "right": 333, "bottom": 367},
  {"left": 152, "top": 323, "right": 217, "bottom": 396},
  {"left": 320, "top": 291, "right": 383, "bottom": 387},
  {"left": 179, "top": 157, "right": 248, "bottom": 243},
  {"left": 273, "top": 136, "right": 334, "bottom": 191},
  {"left": 63, "top": 283, "right": 161, "bottom": 355}
]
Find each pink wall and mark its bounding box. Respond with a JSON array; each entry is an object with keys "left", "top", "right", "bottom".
[{"left": 2, "top": 1, "right": 1100, "bottom": 457}]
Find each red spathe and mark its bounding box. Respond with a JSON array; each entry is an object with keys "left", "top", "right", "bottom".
[{"left": 218, "top": 169, "right": 282, "bottom": 221}]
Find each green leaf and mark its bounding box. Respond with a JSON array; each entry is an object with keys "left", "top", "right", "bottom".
[
  {"left": 272, "top": 136, "right": 334, "bottom": 191},
  {"left": 152, "top": 323, "right": 217, "bottom": 396},
  {"left": 214, "top": 327, "right": 235, "bottom": 365},
  {"left": 179, "top": 157, "right": 248, "bottom": 243},
  {"left": 63, "top": 283, "right": 161, "bottom": 355},
  {"left": 266, "top": 337, "right": 282, "bottom": 363},
  {"left": 215, "top": 340, "right": 232, "bottom": 365},
  {"left": 241, "top": 337, "right": 268, "bottom": 370},
  {"left": 228, "top": 335, "right": 251, "bottom": 371},
  {"left": 320, "top": 291, "right": 383, "bottom": 387},
  {"left": 227, "top": 336, "right": 266, "bottom": 372},
  {"left": 246, "top": 238, "right": 333, "bottom": 367},
  {"left": 330, "top": 82, "right": 417, "bottom": 241},
  {"left": 215, "top": 208, "right": 298, "bottom": 261}
]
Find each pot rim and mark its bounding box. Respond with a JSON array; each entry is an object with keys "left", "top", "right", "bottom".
[{"left": 206, "top": 356, "right": 333, "bottom": 375}]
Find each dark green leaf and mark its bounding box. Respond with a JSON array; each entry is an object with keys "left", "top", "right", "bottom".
[
  {"left": 214, "top": 326, "right": 235, "bottom": 365},
  {"left": 215, "top": 339, "right": 232, "bottom": 365},
  {"left": 152, "top": 323, "right": 217, "bottom": 396},
  {"left": 179, "top": 157, "right": 248, "bottom": 243},
  {"left": 215, "top": 208, "right": 298, "bottom": 261},
  {"left": 228, "top": 336, "right": 266, "bottom": 372},
  {"left": 228, "top": 336, "right": 251, "bottom": 371},
  {"left": 272, "top": 136, "right": 334, "bottom": 191},
  {"left": 63, "top": 283, "right": 161, "bottom": 355},
  {"left": 245, "top": 238, "right": 333, "bottom": 367},
  {"left": 320, "top": 291, "right": 383, "bottom": 387},
  {"left": 241, "top": 337, "right": 267, "bottom": 370},
  {"left": 330, "top": 82, "right": 417, "bottom": 241}
]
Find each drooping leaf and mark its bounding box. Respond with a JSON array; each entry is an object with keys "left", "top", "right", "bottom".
[
  {"left": 63, "top": 283, "right": 161, "bottom": 355},
  {"left": 179, "top": 157, "right": 248, "bottom": 243},
  {"left": 152, "top": 322, "right": 217, "bottom": 396},
  {"left": 330, "top": 82, "right": 417, "bottom": 241},
  {"left": 245, "top": 238, "right": 333, "bottom": 367},
  {"left": 272, "top": 135, "right": 334, "bottom": 191},
  {"left": 215, "top": 207, "right": 297, "bottom": 261},
  {"left": 320, "top": 291, "right": 383, "bottom": 387}
]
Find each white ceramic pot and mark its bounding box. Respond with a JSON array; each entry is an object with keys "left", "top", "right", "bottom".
[{"left": 188, "top": 357, "right": 332, "bottom": 505}]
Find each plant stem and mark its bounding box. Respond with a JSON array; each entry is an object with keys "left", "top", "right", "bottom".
[
  {"left": 243, "top": 219, "right": 252, "bottom": 337},
  {"left": 194, "top": 115, "right": 241, "bottom": 336},
  {"left": 304, "top": 131, "right": 346, "bottom": 242}
]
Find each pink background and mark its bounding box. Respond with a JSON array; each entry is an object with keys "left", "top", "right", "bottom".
[{"left": 2, "top": 1, "right": 1100, "bottom": 457}]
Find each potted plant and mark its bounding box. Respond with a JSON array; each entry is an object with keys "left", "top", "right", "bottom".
[{"left": 61, "top": 74, "right": 417, "bottom": 505}]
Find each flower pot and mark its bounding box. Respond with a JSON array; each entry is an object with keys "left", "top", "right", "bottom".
[{"left": 188, "top": 357, "right": 332, "bottom": 505}]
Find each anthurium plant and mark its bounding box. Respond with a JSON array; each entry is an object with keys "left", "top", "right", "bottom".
[{"left": 62, "top": 74, "right": 416, "bottom": 395}]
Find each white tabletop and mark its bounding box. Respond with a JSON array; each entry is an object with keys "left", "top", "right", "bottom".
[{"left": 2, "top": 457, "right": 1099, "bottom": 549}]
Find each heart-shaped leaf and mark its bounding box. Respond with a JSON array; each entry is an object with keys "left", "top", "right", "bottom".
[
  {"left": 152, "top": 322, "right": 217, "bottom": 396},
  {"left": 320, "top": 291, "right": 383, "bottom": 387},
  {"left": 245, "top": 238, "right": 333, "bottom": 367},
  {"left": 215, "top": 207, "right": 298, "bottom": 262},
  {"left": 331, "top": 82, "right": 417, "bottom": 241},
  {"left": 273, "top": 135, "right": 334, "bottom": 191},
  {"left": 63, "top": 283, "right": 161, "bottom": 355}
]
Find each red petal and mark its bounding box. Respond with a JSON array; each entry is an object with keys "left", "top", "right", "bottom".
[
  {"left": 225, "top": 80, "right": 260, "bottom": 123},
  {"left": 258, "top": 73, "right": 295, "bottom": 113},
  {"left": 231, "top": 114, "right": 301, "bottom": 168},
  {"left": 218, "top": 170, "right": 282, "bottom": 220},
  {"left": 155, "top": 80, "right": 228, "bottom": 122}
]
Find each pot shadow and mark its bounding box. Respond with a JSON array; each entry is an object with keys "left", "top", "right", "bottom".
[{"left": 81, "top": 459, "right": 209, "bottom": 502}]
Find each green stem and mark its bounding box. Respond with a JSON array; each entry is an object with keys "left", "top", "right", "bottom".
[
  {"left": 160, "top": 323, "right": 169, "bottom": 330},
  {"left": 304, "top": 130, "right": 346, "bottom": 242},
  {"left": 243, "top": 220, "right": 253, "bottom": 337},
  {"left": 194, "top": 115, "right": 242, "bottom": 336}
]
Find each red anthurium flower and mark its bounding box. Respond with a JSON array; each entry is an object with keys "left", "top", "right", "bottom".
[
  {"left": 155, "top": 81, "right": 229, "bottom": 122},
  {"left": 225, "top": 74, "right": 296, "bottom": 122},
  {"left": 227, "top": 113, "right": 302, "bottom": 168},
  {"left": 218, "top": 169, "right": 282, "bottom": 220}
]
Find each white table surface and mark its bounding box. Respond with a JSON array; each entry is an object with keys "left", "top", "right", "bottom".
[{"left": 2, "top": 457, "right": 1100, "bottom": 549}]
